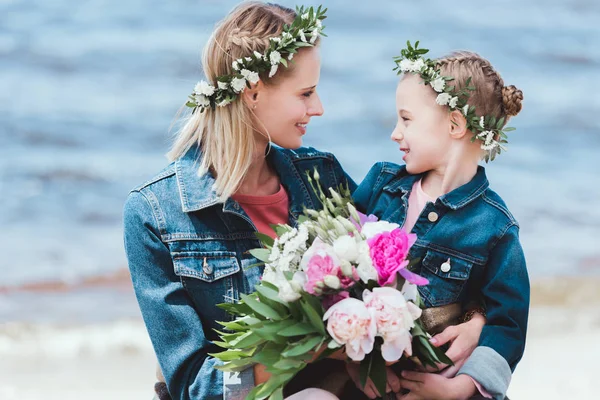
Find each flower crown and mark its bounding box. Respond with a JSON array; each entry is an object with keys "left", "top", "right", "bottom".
[
  {"left": 187, "top": 5, "right": 327, "bottom": 114},
  {"left": 393, "top": 41, "right": 515, "bottom": 162}
]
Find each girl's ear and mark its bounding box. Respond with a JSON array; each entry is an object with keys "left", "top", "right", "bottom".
[
  {"left": 449, "top": 109, "right": 468, "bottom": 139},
  {"left": 241, "top": 80, "right": 265, "bottom": 109}
]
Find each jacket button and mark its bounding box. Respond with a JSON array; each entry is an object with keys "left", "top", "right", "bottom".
[
  {"left": 428, "top": 211, "right": 439, "bottom": 222},
  {"left": 202, "top": 257, "right": 213, "bottom": 275},
  {"left": 233, "top": 202, "right": 240, "bottom": 210},
  {"left": 440, "top": 259, "right": 451, "bottom": 273}
]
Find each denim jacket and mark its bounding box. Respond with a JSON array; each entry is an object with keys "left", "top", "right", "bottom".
[
  {"left": 353, "top": 162, "right": 530, "bottom": 399},
  {"left": 123, "top": 145, "right": 356, "bottom": 400}
]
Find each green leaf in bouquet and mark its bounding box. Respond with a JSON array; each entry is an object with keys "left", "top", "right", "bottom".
[
  {"left": 273, "top": 357, "right": 305, "bottom": 370},
  {"left": 230, "top": 331, "right": 265, "bottom": 349},
  {"left": 256, "top": 291, "right": 288, "bottom": 316},
  {"left": 255, "top": 232, "right": 275, "bottom": 247},
  {"left": 238, "top": 315, "right": 263, "bottom": 326},
  {"left": 278, "top": 322, "right": 319, "bottom": 337},
  {"left": 359, "top": 351, "right": 387, "bottom": 398},
  {"left": 214, "top": 357, "right": 256, "bottom": 372},
  {"left": 209, "top": 348, "right": 255, "bottom": 362},
  {"left": 256, "top": 284, "right": 289, "bottom": 306},
  {"left": 327, "top": 339, "right": 342, "bottom": 349},
  {"left": 282, "top": 336, "right": 323, "bottom": 357},
  {"left": 212, "top": 340, "right": 231, "bottom": 349},
  {"left": 216, "top": 320, "right": 249, "bottom": 332},
  {"left": 249, "top": 248, "right": 272, "bottom": 263},
  {"left": 241, "top": 293, "right": 283, "bottom": 320},
  {"left": 217, "top": 301, "right": 254, "bottom": 316},
  {"left": 270, "top": 387, "right": 284, "bottom": 400},
  {"left": 252, "top": 344, "right": 285, "bottom": 366},
  {"left": 255, "top": 372, "right": 295, "bottom": 400},
  {"left": 299, "top": 299, "right": 326, "bottom": 335},
  {"left": 273, "top": 224, "right": 292, "bottom": 237}
]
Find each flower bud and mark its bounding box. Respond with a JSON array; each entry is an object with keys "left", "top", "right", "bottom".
[
  {"left": 323, "top": 275, "right": 341, "bottom": 290},
  {"left": 340, "top": 260, "right": 354, "bottom": 278},
  {"left": 329, "top": 188, "right": 344, "bottom": 205},
  {"left": 347, "top": 203, "right": 361, "bottom": 225},
  {"left": 326, "top": 199, "right": 336, "bottom": 214}
]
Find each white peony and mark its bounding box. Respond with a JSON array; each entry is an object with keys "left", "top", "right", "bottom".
[
  {"left": 430, "top": 77, "right": 445, "bottom": 93},
  {"left": 361, "top": 221, "right": 400, "bottom": 239},
  {"left": 230, "top": 77, "right": 247, "bottom": 93},
  {"left": 355, "top": 241, "right": 378, "bottom": 283},
  {"left": 435, "top": 93, "right": 452, "bottom": 106},
  {"left": 269, "top": 50, "right": 282, "bottom": 65},
  {"left": 332, "top": 235, "right": 359, "bottom": 263}
]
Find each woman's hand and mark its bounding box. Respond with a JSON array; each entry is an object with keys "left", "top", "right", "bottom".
[
  {"left": 253, "top": 363, "right": 271, "bottom": 385},
  {"left": 425, "top": 312, "right": 485, "bottom": 377},
  {"left": 396, "top": 371, "right": 476, "bottom": 400},
  {"left": 345, "top": 364, "right": 401, "bottom": 399}
]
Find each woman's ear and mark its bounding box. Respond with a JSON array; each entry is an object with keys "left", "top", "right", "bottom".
[
  {"left": 241, "top": 80, "right": 264, "bottom": 109},
  {"left": 449, "top": 109, "right": 468, "bottom": 139}
]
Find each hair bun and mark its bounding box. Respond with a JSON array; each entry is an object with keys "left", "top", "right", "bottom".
[{"left": 502, "top": 85, "right": 523, "bottom": 117}]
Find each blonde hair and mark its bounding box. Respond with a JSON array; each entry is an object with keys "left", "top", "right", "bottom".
[
  {"left": 436, "top": 51, "right": 524, "bottom": 122},
  {"left": 167, "top": 1, "right": 298, "bottom": 201}
]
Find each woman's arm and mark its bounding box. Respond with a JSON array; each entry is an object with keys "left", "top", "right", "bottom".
[{"left": 124, "top": 191, "right": 252, "bottom": 400}]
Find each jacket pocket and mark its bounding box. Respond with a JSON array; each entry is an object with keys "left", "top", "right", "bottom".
[
  {"left": 418, "top": 249, "right": 473, "bottom": 307},
  {"left": 172, "top": 250, "right": 240, "bottom": 282}
]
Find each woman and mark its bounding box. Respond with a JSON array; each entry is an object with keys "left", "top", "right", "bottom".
[{"left": 123, "top": 2, "right": 484, "bottom": 399}]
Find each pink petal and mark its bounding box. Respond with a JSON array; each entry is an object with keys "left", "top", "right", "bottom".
[{"left": 399, "top": 268, "right": 429, "bottom": 286}]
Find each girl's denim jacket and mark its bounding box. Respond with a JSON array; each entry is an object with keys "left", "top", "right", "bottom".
[
  {"left": 353, "top": 162, "right": 530, "bottom": 400},
  {"left": 123, "top": 145, "right": 356, "bottom": 400}
]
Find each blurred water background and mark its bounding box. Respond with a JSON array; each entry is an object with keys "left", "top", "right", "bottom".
[{"left": 0, "top": 0, "right": 599, "bottom": 397}]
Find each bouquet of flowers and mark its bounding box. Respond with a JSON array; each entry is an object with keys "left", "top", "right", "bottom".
[{"left": 212, "top": 170, "right": 451, "bottom": 400}]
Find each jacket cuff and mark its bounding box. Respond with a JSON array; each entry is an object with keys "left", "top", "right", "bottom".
[{"left": 457, "top": 346, "right": 511, "bottom": 400}]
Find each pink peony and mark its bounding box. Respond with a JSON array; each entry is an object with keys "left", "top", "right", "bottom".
[
  {"left": 363, "top": 287, "right": 422, "bottom": 362},
  {"left": 323, "top": 298, "right": 377, "bottom": 361},
  {"left": 304, "top": 253, "right": 339, "bottom": 294},
  {"left": 368, "top": 228, "right": 417, "bottom": 286}
]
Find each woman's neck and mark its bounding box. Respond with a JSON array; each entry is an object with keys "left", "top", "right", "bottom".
[{"left": 235, "top": 143, "right": 280, "bottom": 196}]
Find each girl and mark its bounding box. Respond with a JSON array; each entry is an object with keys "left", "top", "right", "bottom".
[{"left": 353, "top": 44, "right": 529, "bottom": 400}]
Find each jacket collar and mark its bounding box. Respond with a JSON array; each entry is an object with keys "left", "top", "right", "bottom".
[
  {"left": 383, "top": 165, "right": 489, "bottom": 210},
  {"left": 175, "top": 145, "right": 314, "bottom": 216}
]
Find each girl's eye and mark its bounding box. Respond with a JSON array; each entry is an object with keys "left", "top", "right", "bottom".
[
  {"left": 302, "top": 91, "right": 314, "bottom": 98},
  {"left": 401, "top": 116, "right": 410, "bottom": 122}
]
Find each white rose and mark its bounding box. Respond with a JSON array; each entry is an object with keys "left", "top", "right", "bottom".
[
  {"left": 217, "top": 99, "right": 231, "bottom": 107},
  {"left": 480, "top": 116, "right": 485, "bottom": 128},
  {"left": 269, "top": 64, "right": 279, "bottom": 78},
  {"left": 361, "top": 221, "right": 400, "bottom": 239},
  {"left": 430, "top": 77, "right": 445, "bottom": 93},
  {"left": 435, "top": 93, "right": 452, "bottom": 106},
  {"left": 217, "top": 81, "right": 228, "bottom": 90},
  {"left": 288, "top": 52, "right": 294, "bottom": 61},
  {"left": 270, "top": 37, "right": 281, "bottom": 44},
  {"left": 462, "top": 104, "right": 469, "bottom": 116},
  {"left": 310, "top": 30, "right": 319, "bottom": 44},
  {"left": 301, "top": 12, "right": 309, "bottom": 20},
  {"left": 355, "top": 241, "right": 378, "bottom": 283},
  {"left": 449, "top": 96, "right": 459, "bottom": 108},
  {"left": 253, "top": 51, "right": 263, "bottom": 59},
  {"left": 230, "top": 77, "right": 247, "bottom": 93},
  {"left": 240, "top": 69, "right": 260, "bottom": 85},
  {"left": 232, "top": 60, "right": 240, "bottom": 70}
]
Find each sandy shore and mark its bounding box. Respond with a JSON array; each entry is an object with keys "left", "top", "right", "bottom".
[{"left": 1, "top": 277, "right": 598, "bottom": 399}]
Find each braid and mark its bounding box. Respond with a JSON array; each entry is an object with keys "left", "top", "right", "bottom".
[{"left": 228, "top": 27, "right": 270, "bottom": 52}]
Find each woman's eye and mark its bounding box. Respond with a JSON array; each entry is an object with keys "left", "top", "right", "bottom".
[
  {"left": 302, "top": 91, "right": 314, "bottom": 98},
  {"left": 401, "top": 116, "right": 410, "bottom": 122}
]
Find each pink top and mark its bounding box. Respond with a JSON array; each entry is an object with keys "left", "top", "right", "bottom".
[
  {"left": 403, "top": 179, "right": 436, "bottom": 233},
  {"left": 231, "top": 184, "right": 289, "bottom": 239},
  {"left": 404, "top": 179, "right": 492, "bottom": 399}
]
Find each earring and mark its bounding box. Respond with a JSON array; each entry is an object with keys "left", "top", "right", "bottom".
[{"left": 253, "top": 104, "right": 257, "bottom": 109}]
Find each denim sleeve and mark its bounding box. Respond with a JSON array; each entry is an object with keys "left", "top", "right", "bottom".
[
  {"left": 457, "top": 346, "right": 512, "bottom": 400},
  {"left": 124, "top": 191, "right": 247, "bottom": 400},
  {"left": 478, "top": 224, "right": 530, "bottom": 371},
  {"left": 351, "top": 162, "right": 386, "bottom": 213}
]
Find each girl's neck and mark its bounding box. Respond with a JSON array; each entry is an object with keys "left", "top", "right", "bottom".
[
  {"left": 235, "top": 142, "right": 280, "bottom": 196},
  {"left": 421, "top": 157, "right": 479, "bottom": 199}
]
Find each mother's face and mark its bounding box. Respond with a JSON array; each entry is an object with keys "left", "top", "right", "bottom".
[{"left": 249, "top": 47, "right": 324, "bottom": 149}]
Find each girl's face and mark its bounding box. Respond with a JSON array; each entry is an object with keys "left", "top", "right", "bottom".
[
  {"left": 391, "top": 74, "right": 452, "bottom": 174},
  {"left": 252, "top": 48, "right": 324, "bottom": 149}
]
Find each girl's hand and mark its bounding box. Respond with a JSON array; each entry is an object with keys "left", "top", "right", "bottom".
[
  {"left": 424, "top": 313, "right": 485, "bottom": 377},
  {"left": 345, "top": 364, "right": 401, "bottom": 399},
  {"left": 396, "top": 371, "right": 476, "bottom": 400},
  {"left": 253, "top": 363, "right": 271, "bottom": 385}
]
